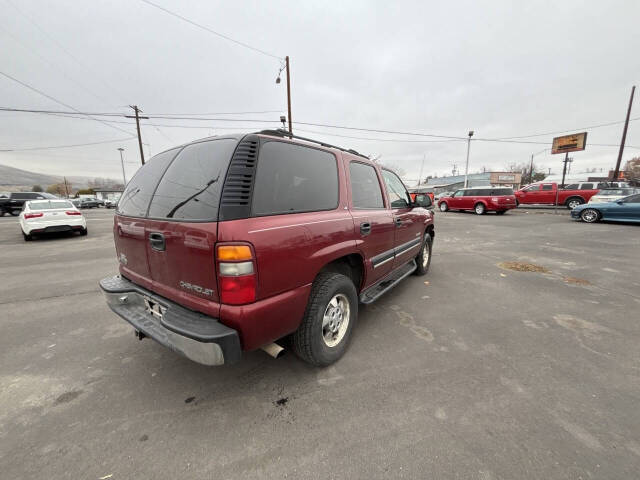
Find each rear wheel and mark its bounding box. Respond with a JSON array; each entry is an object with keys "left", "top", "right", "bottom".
[
  {"left": 414, "top": 234, "right": 432, "bottom": 276},
  {"left": 292, "top": 272, "right": 357, "bottom": 367},
  {"left": 439, "top": 202, "right": 448, "bottom": 212},
  {"left": 22, "top": 231, "right": 32, "bottom": 241},
  {"left": 580, "top": 208, "right": 600, "bottom": 223},
  {"left": 80, "top": 228, "right": 88, "bottom": 236},
  {"left": 9, "top": 209, "right": 19, "bottom": 216},
  {"left": 474, "top": 203, "right": 486, "bottom": 215},
  {"left": 566, "top": 197, "right": 584, "bottom": 209}
]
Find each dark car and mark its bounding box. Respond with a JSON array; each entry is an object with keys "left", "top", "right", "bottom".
[
  {"left": 437, "top": 187, "right": 517, "bottom": 214},
  {"left": 75, "top": 198, "right": 101, "bottom": 209},
  {"left": 100, "top": 130, "right": 435, "bottom": 367},
  {"left": 0, "top": 192, "right": 57, "bottom": 216},
  {"left": 571, "top": 193, "right": 640, "bottom": 224}
]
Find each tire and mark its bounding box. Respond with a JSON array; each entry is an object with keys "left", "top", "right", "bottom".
[
  {"left": 292, "top": 272, "right": 358, "bottom": 367},
  {"left": 580, "top": 208, "right": 600, "bottom": 223},
  {"left": 0, "top": 210, "right": 5, "bottom": 217},
  {"left": 439, "top": 202, "right": 448, "bottom": 212},
  {"left": 80, "top": 228, "right": 88, "bottom": 236},
  {"left": 515, "top": 199, "right": 520, "bottom": 207},
  {"left": 9, "top": 209, "right": 19, "bottom": 216},
  {"left": 474, "top": 203, "right": 486, "bottom": 215},
  {"left": 414, "top": 234, "right": 432, "bottom": 276},
  {"left": 496, "top": 210, "right": 506, "bottom": 215},
  {"left": 566, "top": 197, "right": 584, "bottom": 210},
  {"left": 22, "top": 231, "right": 32, "bottom": 241}
]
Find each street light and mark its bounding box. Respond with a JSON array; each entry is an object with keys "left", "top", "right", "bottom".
[
  {"left": 463, "top": 130, "right": 474, "bottom": 187},
  {"left": 276, "top": 56, "right": 292, "bottom": 134},
  {"left": 528, "top": 148, "right": 548, "bottom": 185},
  {"left": 117, "top": 148, "right": 127, "bottom": 186}
]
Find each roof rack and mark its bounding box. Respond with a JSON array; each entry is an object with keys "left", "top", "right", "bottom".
[{"left": 257, "top": 129, "right": 368, "bottom": 159}]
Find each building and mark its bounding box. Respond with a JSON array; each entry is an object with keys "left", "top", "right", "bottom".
[
  {"left": 410, "top": 172, "right": 522, "bottom": 195},
  {"left": 93, "top": 188, "right": 123, "bottom": 202}
]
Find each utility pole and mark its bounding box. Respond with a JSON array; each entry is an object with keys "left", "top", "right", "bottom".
[
  {"left": 125, "top": 105, "right": 149, "bottom": 165},
  {"left": 612, "top": 85, "right": 635, "bottom": 181},
  {"left": 528, "top": 154, "right": 534, "bottom": 184},
  {"left": 418, "top": 154, "right": 425, "bottom": 186},
  {"left": 560, "top": 152, "right": 569, "bottom": 188},
  {"left": 276, "top": 56, "right": 293, "bottom": 133},
  {"left": 63, "top": 176, "right": 70, "bottom": 198},
  {"left": 463, "top": 130, "right": 474, "bottom": 187},
  {"left": 118, "top": 148, "right": 127, "bottom": 186}
]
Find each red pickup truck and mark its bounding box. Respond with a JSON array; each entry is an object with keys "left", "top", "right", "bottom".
[
  {"left": 514, "top": 182, "right": 601, "bottom": 209},
  {"left": 100, "top": 130, "right": 435, "bottom": 367}
]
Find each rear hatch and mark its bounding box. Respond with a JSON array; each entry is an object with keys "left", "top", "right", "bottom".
[
  {"left": 27, "top": 200, "right": 80, "bottom": 225},
  {"left": 114, "top": 137, "right": 241, "bottom": 317}
]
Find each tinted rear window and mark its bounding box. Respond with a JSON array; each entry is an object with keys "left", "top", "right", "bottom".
[
  {"left": 118, "top": 148, "right": 179, "bottom": 217},
  {"left": 491, "top": 188, "right": 514, "bottom": 195},
  {"left": 252, "top": 141, "right": 338, "bottom": 216},
  {"left": 350, "top": 162, "right": 384, "bottom": 209},
  {"left": 148, "top": 139, "right": 237, "bottom": 220}
]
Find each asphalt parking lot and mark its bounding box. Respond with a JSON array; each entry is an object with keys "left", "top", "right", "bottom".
[{"left": 1, "top": 207, "right": 639, "bottom": 479}]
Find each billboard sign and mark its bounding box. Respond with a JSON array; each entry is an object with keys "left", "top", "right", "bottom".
[{"left": 552, "top": 132, "right": 587, "bottom": 154}]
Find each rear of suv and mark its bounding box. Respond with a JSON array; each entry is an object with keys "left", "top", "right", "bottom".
[
  {"left": 438, "top": 187, "right": 517, "bottom": 214},
  {"left": 100, "top": 131, "right": 435, "bottom": 367}
]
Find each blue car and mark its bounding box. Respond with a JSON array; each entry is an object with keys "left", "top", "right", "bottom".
[{"left": 571, "top": 193, "right": 640, "bottom": 224}]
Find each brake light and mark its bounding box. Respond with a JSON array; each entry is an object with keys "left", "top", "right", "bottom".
[
  {"left": 65, "top": 211, "right": 82, "bottom": 216},
  {"left": 24, "top": 212, "right": 43, "bottom": 219},
  {"left": 217, "top": 244, "right": 256, "bottom": 305}
]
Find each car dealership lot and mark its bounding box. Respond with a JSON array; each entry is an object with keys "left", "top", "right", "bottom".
[{"left": 1, "top": 208, "right": 639, "bottom": 479}]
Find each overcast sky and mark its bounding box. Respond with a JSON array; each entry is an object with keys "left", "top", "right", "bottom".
[{"left": 1, "top": 0, "right": 639, "bottom": 184}]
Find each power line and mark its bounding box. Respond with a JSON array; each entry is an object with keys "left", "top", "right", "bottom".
[
  {"left": 295, "top": 128, "right": 465, "bottom": 144},
  {"left": 492, "top": 116, "right": 640, "bottom": 140},
  {"left": 139, "top": 0, "right": 282, "bottom": 60},
  {"left": 0, "top": 71, "right": 135, "bottom": 137},
  {"left": 0, "top": 136, "right": 137, "bottom": 152}
]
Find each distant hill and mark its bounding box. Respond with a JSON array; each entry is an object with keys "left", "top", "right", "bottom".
[
  {"left": 0, "top": 164, "right": 119, "bottom": 190},
  {"left": 0, "top": 164, "right": 61, "bottom": 188}
]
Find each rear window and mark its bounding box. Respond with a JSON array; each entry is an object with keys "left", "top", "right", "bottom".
[
  {"left": 148, "top": 139, "right": 237, "bottom": 220},
  {"left": 542, "top": 184, "right": 553, "bottom": 191},
  {"left": 563, "top": 184, "right": 579, "bottom": 190},
  {"left": 579, "top": 183, "right": 594, "bottom": 190},
  {"left": 28, "top": 200, "right": 73, "bottom": 210},
  {"left": 491, "top": 188, "right": 514, "bottom": 195},
  {"left": 349, "top": 162, "right": 384, "bottom": 209},
  {"left": 252, "top": 141, "right": 338, "bottom": 216},
  {"left": 118, "top": 148, "right": 180, "bottom": 217}
]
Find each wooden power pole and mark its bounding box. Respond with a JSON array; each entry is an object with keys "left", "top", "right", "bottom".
[
  {"left": 126, "top": 105, "right": 149, "bottom": 165},
  {"left": 612, "top": 86, "right": 635, "bottom": 181},
  {"left": 285, "top": 56, "right": 292, "bottom": 134}
]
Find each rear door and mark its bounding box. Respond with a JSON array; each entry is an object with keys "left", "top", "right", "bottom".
[
  {"left": 347, "top": 161, "right": 396, "bottom": 283},
  {"left": 144, "top": 138, "right": 239, "bottom": 314},
  {"left": 381, "top": 170, "right": 424, "bottom": 269},
  {"left": 115, "top": 147, "right": 180, "bottom": 289}
]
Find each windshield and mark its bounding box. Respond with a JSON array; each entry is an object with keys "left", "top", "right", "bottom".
[
  {"left": 28, "top": 200, "right": 73, "bottom": 210},
  {"left": 597, "top": 189, "right": 631, "bottom": 196}
]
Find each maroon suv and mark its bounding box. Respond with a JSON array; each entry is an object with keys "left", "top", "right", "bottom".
[
  {"left": 100, "top": 131, "right": 435, "bottom": 367},
  {"left": 437, "top": 187, "right": 517, "bottom": 214}
]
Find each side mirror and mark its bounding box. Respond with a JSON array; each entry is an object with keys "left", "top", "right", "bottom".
[
  {"left": 616, "top": 200, "right": 624, "bottom": 204},
  {"left": 413, "top": 194, "right": 433, "bottom": 209}
]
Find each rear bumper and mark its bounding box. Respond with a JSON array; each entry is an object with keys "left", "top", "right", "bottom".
[
  {"left": 99, "top": 275, "right": 241, "bottom": 366},
  {"left": 23, "top": 217, "right": 86, "bottom": 234}
]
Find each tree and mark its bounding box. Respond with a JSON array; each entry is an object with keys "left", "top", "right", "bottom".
[
  {"left": 46, "top": 183, "right": 67, "bottom": 196},
  {"left": 624, "top": 157, "right": 640, "bottom": 180},
  {"left": 32, "top": 185, "right": 43, "bottom": 192},
  {"left": 505, "top": 161, "right": 545, "bottom": 185}
]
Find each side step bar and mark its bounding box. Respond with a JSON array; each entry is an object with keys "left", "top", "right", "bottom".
[{"left": 359, "top": 260, "right": 417, "bottom": 304}]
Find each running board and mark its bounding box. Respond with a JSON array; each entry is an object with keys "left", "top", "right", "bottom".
[{"left": 359, "top": 260, "right": 417, "bottom": 304}]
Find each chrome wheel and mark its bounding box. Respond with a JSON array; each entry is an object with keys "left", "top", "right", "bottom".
[
  {"left": 422, "top": 242, "right": 430, "bottom": 268},
  {"left": 322, "top": 294, "right": 350, "bottom": 348},
  {"left": 567, "top": 199, "right": 582, "bottom": 209},
  {"left": 475, "top": 203, "right": 485, "bottom": 215},
  {"left": 580, "top": 209, "right": 599, "bottom": 223},
  {"left": 439, "top": 202, "right": 448, "bottom": 212}
]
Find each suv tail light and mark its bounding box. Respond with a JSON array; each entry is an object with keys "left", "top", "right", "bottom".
[
  {"left": 24, "top": 212, "right": 44, "bottom": 219},
  {"left": 65, "top": 211, "right": 82, "bottom": 216},
  {"left": 217, "top": 245, "right": 256, "bottom": 305}
]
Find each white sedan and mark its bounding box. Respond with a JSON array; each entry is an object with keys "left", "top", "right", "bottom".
[{"left": 19, "top": 200, "right": 87, "bottom": 241}]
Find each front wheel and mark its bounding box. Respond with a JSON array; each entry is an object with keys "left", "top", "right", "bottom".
[
  {"left": 474, "top": 203, "right": 486, "bottom": 215},
  {"left": 439, "top": 202, "right": 448, "bottom": 212},
  {"left": 414, "top": 235, "right": 432, "bottom": 276},
  {"left": 292, "top": 272, "right": 357, "bottom": 367},
  {"left": 580, "top": 208, "right": 600, "bottom": 223}
]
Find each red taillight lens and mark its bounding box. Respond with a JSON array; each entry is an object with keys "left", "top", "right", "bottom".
[
  {"left": 65, "top": 211, "right": 82, "bottom": 216},
  {"left": 219, "top": 275, "right": 256, "bottom": 305},
  {"left": 24, "top": 212, "right": 43, "bottom": 219}
]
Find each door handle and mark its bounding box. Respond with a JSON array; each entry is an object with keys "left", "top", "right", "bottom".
[
  {"left": 149, "top": 232, "right": 166, "bottom": 251},
  {"left": 394, "top": 217, "right": 402, "bottom": 226},
  {"left": 360, "top": 222, "right": 371, "bottom": 236}
]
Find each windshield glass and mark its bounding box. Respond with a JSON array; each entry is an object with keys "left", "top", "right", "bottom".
[
  {"left": 598, "top": 189, "right": 629, "bottom": 195},
  {"left": 28, "top": 200, "right": 73, "bottom": 210}
]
